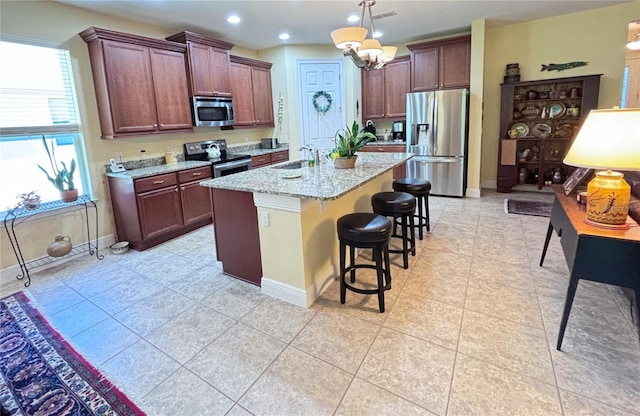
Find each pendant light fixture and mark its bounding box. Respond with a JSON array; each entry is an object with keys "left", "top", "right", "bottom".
[{"left": 331, "top": 0, "right": 397, "bottom": 70}]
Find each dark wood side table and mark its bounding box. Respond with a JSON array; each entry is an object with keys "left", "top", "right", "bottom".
[{"left": 540, "top": 185, "right": 640, "bottom": 350}]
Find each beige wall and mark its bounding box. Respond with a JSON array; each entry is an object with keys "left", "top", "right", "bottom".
[{"left": 480, "top": 1, "right": 639, "bottom": 189}]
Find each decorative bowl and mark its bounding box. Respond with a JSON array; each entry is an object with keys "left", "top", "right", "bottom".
[{"left": 110, "top": 241, "right": 130, "bottom": 255}]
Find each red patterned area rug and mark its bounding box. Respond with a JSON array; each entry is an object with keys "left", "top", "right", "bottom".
[
  {"left": 0, "top": 292, "right": 145, "bottom": 415},
  {"left": 505, "top": 199, "right": 553, "bottom": 218}
]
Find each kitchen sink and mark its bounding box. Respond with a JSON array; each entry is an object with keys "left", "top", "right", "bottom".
[{"left": 272, "top": 160, "right": 306, "bottom": 169}]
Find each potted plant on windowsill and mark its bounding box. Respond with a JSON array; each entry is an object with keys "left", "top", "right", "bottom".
[
  {"left": 37, "top": 135, "right": 78, "bottom": 202},
  {"left": 330, "top": 120, "right": 376, "bottom": 169}
]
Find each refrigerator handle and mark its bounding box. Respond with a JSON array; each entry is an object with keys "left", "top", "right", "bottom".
[{"left": 431, "top": 95, "right": 438, "bottom": 155}]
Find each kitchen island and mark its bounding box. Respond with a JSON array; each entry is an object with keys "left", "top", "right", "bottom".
[{"left": 200, "top": 152, "right": 413, "bottom": 307}]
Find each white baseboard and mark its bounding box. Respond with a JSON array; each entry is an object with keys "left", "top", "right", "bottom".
[
  {"left": 261, "top": 265, "right": 336, "bottom": 308},
  {"left": 466, "top": 187, "right": 481, "bottom": 198},
  {"left": 0, "top": 234, "right": 115, "bottom": 288},
  {"left": 261, "top": 277, "right": 309, "bottom": 307}
]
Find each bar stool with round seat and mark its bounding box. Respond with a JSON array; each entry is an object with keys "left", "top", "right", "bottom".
[
  {"left": 371, "top": 191, "right": 416, "bottom": 269},
  {"left": 392, "top": 178, "right": 431, "bottom": 240},
  {"left": 337, "top": 212, "right": 392, "bottom": 313}
]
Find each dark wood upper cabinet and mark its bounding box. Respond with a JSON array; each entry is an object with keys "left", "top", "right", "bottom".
[
  {"left": 80, "top": 27, "right": 192, "bottom": 139},
  {"left": 362, "top": 55, "right": 410, "bottom": 121},
  {"left": 408, "top": 35, "right": 471, "bottom": 92},
  {"left": 230, "top": 55, "right": 274, "bottom": 128},
  {"left": 166, "top": 31, "right": 234, "bottom": 98}
]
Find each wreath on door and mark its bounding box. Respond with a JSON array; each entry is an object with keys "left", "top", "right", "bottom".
[{"left": 312, "top": 91, "right": 333, "bottom": 114}]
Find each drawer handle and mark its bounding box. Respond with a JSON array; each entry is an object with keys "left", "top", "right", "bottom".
[
  {"left": 192, "top": 172, "right": 202, "bottom": 176},
  {"left": 153, "top": 180, "right": 164, "bottom": 184}
]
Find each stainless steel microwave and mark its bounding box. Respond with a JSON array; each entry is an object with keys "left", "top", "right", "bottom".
[{"left": 192, "top": 96, "right": 235, "bottom": 127}]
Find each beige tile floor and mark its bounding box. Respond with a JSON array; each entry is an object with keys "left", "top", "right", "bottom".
[{"left": 2, "top": 190, "right": 639, "bottom": 416}]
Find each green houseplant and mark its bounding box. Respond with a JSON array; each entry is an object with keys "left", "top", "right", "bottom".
[
  {"left": 37, "top": 135, "right": 78, "bottom": 202},
  {"left": 331, "top": 120, "right": 376, "bottom": 168}
]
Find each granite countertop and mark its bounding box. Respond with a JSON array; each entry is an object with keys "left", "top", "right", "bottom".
[
  {"left": 106, "top": 160, "right": 213, "bottom": 179},
  {"left": 200, "top": 152, "right": 413, "bottom": 201}
]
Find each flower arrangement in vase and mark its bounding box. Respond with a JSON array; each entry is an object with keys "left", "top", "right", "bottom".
[{"left": 329, "top": 121, "right": 376, "bottom": 169}]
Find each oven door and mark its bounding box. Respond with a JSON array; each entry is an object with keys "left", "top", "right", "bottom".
[{"left": 213, "top": 159, "right": 252, "bottom": 178}]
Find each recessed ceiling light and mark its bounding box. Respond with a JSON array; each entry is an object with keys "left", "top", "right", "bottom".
[
  {"left": 373, "top": 31, "right": 383, "bottom": 38},
  {"left": 227, "top": 15, "right": 240, "bottom": 24},
  {"left": 347, "top": 14, "right": 359, "bottom": 23},
  {"left": 279, "top": 33, "right": 290, "bottom": 40}
]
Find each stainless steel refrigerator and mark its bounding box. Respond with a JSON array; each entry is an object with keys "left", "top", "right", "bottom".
[{"left": 405, "top": 89, "right": 469, "bottom": 197}]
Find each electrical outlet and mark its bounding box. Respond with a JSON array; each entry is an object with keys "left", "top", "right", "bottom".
[
  {"left": 116, "top": 151, "right": 123, "bottom": 162},
  {"left": 139, "top": 149, "right": 146, "bottom": 159},
  {"left": 260, "top": 211, "right": 270, "bottom": 227}
]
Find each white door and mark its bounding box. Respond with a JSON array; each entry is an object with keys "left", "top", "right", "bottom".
[{"left": 297, "top": 60, "right": 345, "bottom": 151}]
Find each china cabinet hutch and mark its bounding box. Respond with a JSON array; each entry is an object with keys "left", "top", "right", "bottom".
[{"left": 496, "top": 74, "right": 601, "bottom": 192}]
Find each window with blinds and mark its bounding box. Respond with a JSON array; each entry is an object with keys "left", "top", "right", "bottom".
[{"left": 0, "top": 40, "right": 91, "bottom": 211}]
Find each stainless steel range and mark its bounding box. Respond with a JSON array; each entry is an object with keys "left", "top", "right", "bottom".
[{"left": 184, "top": 139, "right": 252, "bottom": 178}]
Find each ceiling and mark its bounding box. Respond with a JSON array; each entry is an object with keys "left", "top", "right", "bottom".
[{"left": 57, "top": 0, "right": 631, "bottom": 50}]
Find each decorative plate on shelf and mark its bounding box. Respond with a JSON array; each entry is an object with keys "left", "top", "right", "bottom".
[
  {"left": 532, "top": 122, "right": 553, "bottom": 137},
  {"left": 547, "top": 102, "right": 566, "bottom": 118},
  {"left": 510, "top": 122, "right": 530, "bottom": 137},
  {"left": 521, "top": 105, "right": 540, "bottom": 119}
]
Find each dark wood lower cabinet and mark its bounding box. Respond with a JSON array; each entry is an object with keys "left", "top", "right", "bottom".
[
  {"left": 137, "top": 186, "right": 183, "bottom": 240},
  {"left": 107, "top": 166, "right": 213, "bottom": 250},
  {"left": 210, "top": 188, "right": 262, "bottom": 286}
]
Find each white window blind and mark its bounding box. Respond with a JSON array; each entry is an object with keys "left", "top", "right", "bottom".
[{"left": 0, "top": 40, "right": 91, "bottom": 211}]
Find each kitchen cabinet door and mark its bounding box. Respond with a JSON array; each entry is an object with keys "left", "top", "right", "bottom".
[
  {"left": 188, "top": 43, "right": 232, "bottom": 97},
  {"left": 411, "top": 47, "right": 439, "bottom": 92},
  {"left": 384, "top": 57, "right": 411, "bottom": 119},
  {"left": 230, "top": 56, "right": 274, "bottom": 128},
  {"left": 252, "top": 65, "right": 274, "bottom": 127},
  {"left": 180, "top": 179, "right": 212, "bottom": 226},
  {"left": 102, "top": 40, "right": 158, "bottom": 135},
  {"left": 149, "top": 48, "right": 192, "bottom": 131},
  {"left": 362, "top": 68, "right": 385, "bottom": 120},
  {"left": 440, "top": 41, "right": 471, "bottom": 89},
  {"left": 137, "top": 186, "right": 183, "bottom": 240},
  {"left": 187, "top": 43, "right": 215, "bottom": 96},
  {"left": 178, "top": 166, "right": 213, "bottom": 226},
  {"left": 230, "top": 62, "right": 256, "bottom": 126}
]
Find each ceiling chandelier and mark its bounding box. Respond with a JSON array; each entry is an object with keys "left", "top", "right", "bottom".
[
  {"left": 331, "top": 0, "right": 397, "bottom": 71},
  {"left": 627, "top": 33, "right": 640, "bottom": 50}
]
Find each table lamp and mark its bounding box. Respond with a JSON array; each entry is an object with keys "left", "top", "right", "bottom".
[{"left": 563, "top": 108, "right": 640, "bottom": 229}]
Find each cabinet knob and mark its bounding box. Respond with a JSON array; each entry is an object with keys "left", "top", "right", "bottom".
[
  {"left": 153, "top": 124, "right": 158, "bottom": 128},
  {"left": 160, "top": 124, "right": 164, "bottom": 127},
  {"left": 180, "top": 186, "right": 185, "bottom": 191},
  {"left": 175, "top": 188, "right": 179, "bottom": 192}
]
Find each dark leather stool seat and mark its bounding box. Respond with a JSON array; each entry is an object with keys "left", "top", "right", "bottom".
[
  {"left": 393, "top": 178, "right": 431, "bottom": 239},
  {"left": 371, "top": 191, "right": 416, "bottom": 269},
  {"left": 337, "top": 213, "right": 392, "bottom": 313}
]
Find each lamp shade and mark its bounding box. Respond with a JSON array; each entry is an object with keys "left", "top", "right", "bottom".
[
  {"left": 378, "top": 46, "right": 397, "bottom": 63},
  {"left": 358, "top": 38, "right": 383, "bottom": 56},
  {"left": 563, "top": 108, "right": 640, "bottom": 171},
  {"left": 331, "top": 27, "right": 367, "bottom": 49}
]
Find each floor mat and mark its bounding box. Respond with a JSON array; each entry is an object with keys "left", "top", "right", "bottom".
[
  {"left": 505, "top": 199, "right": 553, "bottom": 217},
  {"left": 0, "top": 292, "right": 145, "bottom": 416}
]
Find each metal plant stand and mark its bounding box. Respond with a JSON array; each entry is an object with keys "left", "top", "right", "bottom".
[{"left": 3, "top": 195, "right": 103, "bottom": 287}]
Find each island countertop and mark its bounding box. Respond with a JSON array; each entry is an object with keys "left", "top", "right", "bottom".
[{"left": 200, "top": 152, "right": 413, "bottom": 200}]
